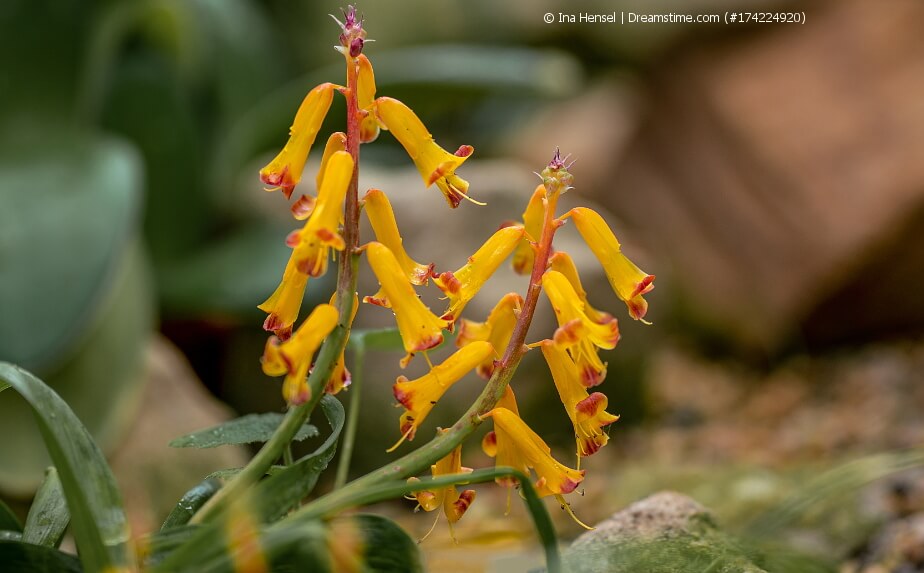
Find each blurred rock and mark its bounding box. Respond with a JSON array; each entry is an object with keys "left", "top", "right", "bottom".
[
  {"left": 108, "top": 336, "right": 248, "bottom": 535},
  {"left": 523, "top": 0, "right": 924, "bottom": 355},
  {"left": 566, "top": 491, "right": 767, "bottom": 572}
]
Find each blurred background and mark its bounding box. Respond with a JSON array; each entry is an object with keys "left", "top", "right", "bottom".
[{"left": 3, "top": 0, "right": 924, "bottom": 569}]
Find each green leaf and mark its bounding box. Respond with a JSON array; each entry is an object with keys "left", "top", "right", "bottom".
[
  {"left": 22, "top": 468, "right": 69, "bottom": 548},
  {"left": 161, "top": 479, "right": 223, "bottom": 530},
  {"left": 255, "top": 395, "right": 345, "bottom": 522},
  {"left": 0, "top": 132, "right": 142, "bottom": 372},
  {"left": 0, "top": 363, "right": 134, "bottom": 572},
  {"left": 268, "top": 514, "right": 422, "bottom": 572},
  {"left": 0, "top": 540, "right": 83, "bottom": 573},
  {"left": 0, "top": 381, "right": 9, "bottom": 394},
  {"left": 0, "top": 499, "right": 22, "bottom": 533},
  {"left": 143, "top": 525, "right": 200, "bottom": 569},
  {"left": 169, "top": 413, "right": 318, "bottom": 449},
  {"left": 153, "top": 396, "right": 345, "bottom": 571}
]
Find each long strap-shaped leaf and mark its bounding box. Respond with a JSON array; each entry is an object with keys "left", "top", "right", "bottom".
[{"left": 0, "top": 362, "right": 134, "bottom": 571}]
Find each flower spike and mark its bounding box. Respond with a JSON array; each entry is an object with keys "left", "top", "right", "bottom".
[
  {"left": 392, "top": 341, "right": 494, "bottom": 447},
  {"left": 260, "top": 82, "right": 338, "bottom": 199},
  {"left": 543, "top": 270, "right": 620, "bottom": 387},
  {"left": 456, "top": 292, "right": 523, "bottom": 379},
  {"left": 289, "top": 150, "right": 353, "bottom": 277},
  {"left": 362, "top": 188, "right": 434, "bottom": 285},
  {"left": 565, "top": 207, "right": 655, "bottom": 322},
  {"left": 374, "top": 97, "right": 479, "bottom": 208},
  {"left": 433, "top": 226, "right": 525, "bottom": 324},
  {"left": 261, "top": 303, "right": 339, "bottom": 404},
  {"left": 482, "top": 407, "right": 585, "bottom": 498},
  {"left": 541, "top": 341, "right": 619, "bottom": 461},
  {"left": 363, "top": 241, "right": 449, "bottom": 365},
  {"left": 511, "top": 185, "right": 547, "bottom": 275}
]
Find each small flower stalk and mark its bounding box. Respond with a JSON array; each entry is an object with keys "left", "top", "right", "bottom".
[{"left": 248, "top": 6, "right": 655, "bottom": 551}]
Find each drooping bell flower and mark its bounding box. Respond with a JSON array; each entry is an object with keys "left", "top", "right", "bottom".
[
  {"left": 391, "top": 341, "right": 494, "bottom": 448},
  {"left": 540, "top": 341, "right": 619, "bottom": 462},
  {"left": 542, "top": 270, "right": 620, "bottom": 387},
  {"left": 433, "top": 226, "right": 525, "bottom": 324},
  {"left": 511, "top": 185, "right": 547, "bottom": 275},
  {"left": 289, "top": 150, "right": 354, "bottom": 277},
  {"left": 406, "top": 443, "right": 476, "bottom": 540},
  {"left": 326, "top": 292, "right": 359, "bottom": 395},
  {"left": 356, "top": 54, "right": 381, "bottom": 143},
  {"left": 257, "top": 256, "right": 310, "bottom": 339},
  {"left": 261, "top": 303, "right": 339, "bottom": 404},
  {"left": 481, "top": 407, "right": 585, "bottom": 498},
  {"left": 481, "top": 385, "right": 520, "bottom": 490},
  {"left": 260, "top": 82, "right": 338, "bottom": 199},
  {"left": 456, "top": 292, "right": 523, "bottom": 379},
  {"left": 290, "top": 132, "right": 349, "bottom": 221},
  {"left": 362, "top": 241, "right": 449, "bottom": 366},
  {"left": 548, "top": 251, "right": 612, "bottom": 325},
  {"left": 374, "top": 97, "right": 478, "bottom": 208},
  {"left": 362, "top": 188, "right": 433, "bottom": 285},
  {"left": 565, "top": 207, "right": 655, "bottom": 322}
]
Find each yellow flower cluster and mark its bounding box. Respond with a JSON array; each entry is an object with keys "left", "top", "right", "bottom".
[{"left": 255, "top": 7, "right": 655, "bottom": 536}]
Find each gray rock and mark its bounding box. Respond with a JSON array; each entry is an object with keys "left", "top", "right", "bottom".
[{"left": 565, "top": 491, "right": 768, "bottom": 573}]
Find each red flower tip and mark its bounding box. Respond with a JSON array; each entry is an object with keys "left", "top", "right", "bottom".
[{"left": 455, "top": 145, "right": 474, "bottom": 158}]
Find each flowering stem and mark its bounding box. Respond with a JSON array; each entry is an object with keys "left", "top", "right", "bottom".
[
  {"left": 293, "top": 188, "right": 562, "bottom": 522},
  {"left": 191, "top": 55, "right": 363, "bottom": 525}
]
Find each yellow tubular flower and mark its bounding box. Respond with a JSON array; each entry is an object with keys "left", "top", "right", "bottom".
[
  {"left": 373, "top": 97, "right": 478, "bottom": 208},
  {"left": 567, "top": 207, "right": 655, "bottom": 322},
  {"left": 433, "top": 226, "right": 525, "bottom": 324},
  {"left": 257, "top": 255, "right": 309, "bottom": 339},
  {"left": 363, "top": 242, "right": 449, "bottom": 365},
  {"left": 326, "top": 292, "right": 359, "bottom": 395},
  {"left": 481, "top": 386, "right": 520, "bottom": 488},
  {"left": 548, "top": 251, "right": 612, "bottom": 325},
  {"left": 289, "top": 150, "right": 353, "bottom": 277},
  {"left": 543, "top": 270, "right": 620, "bottom": 387},
  {"left": 261, "top": 304, "right": 338, "bottom": 405},
  {"left": 362, "top": 188, "right": 434, "bottom": 285},
  {"left": 260, "top": 82, "right": 338, "bottom": 199},
  {"left": 408, "top": 444, "right": 476, "bottom": 527},
  {"left": 482, "top": 408, "right": 585, "bottom": 498},
  {"left": 511, "top": 185, "right": 546, "bottom": 275},
  {"left": 356, "top": 55, "right": 380, "bottom": 143},
  {"left": 392, "top": 341, "right": 494, "bottom": 445},
  {"left": 456, "top": 292, "right": 523, "bottom": 379},
  {"left": 540, "top": 341, "right": 619, "bottom": 461}
]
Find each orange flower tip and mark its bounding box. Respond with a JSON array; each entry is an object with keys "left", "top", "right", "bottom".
[
  {"left": 581, "top": 365, "right": 606, "bottom": 388},
  {"left": 262, "top": 314, "right": 283, "bottom": 333},
  {"left": 575, "top": 392, "right": 609, "bottom": 418},
  {"left": 552, "top": 319, "right": 582, "bottom": 346},
  {"left": 632, "top": 274, "right": 656, "bottom": 298},
  {"left": 285, "top": 229, "right": 301, "bottom": 248},
  {"left": 451, "top": 490, "right": 476, "bottom": 521},
  {"left": 436, "top": 271, "right": 461, "bottom": 295},
  {"left": 260, "top": 167, "right": 295, "bottom": 199},
  {"left": 287, "top": 386, "right": 311, "bottom": 406},
  {"left": 316, "top": 227, "right": 346, "bottom": 250},
  {"left": 413, "top": 263, "right": 436, "bottom": 285},
  {"left": 362, "top": 294, "right": 388, "bottom": 307},
  {"left": 291, "top": 195, "right": 317, "bottom": 220},
  {"left": 627, "top": 296, "right": 650, "bottom": 322},
  {"left": 481, "top": 430, "right": 497, "bottom": 456},
  {"left": 413, "top": 332, "right": 444, "bottom": 352},
  {"left": 392, "top": 382, "right": 412, "bottom": 409}
]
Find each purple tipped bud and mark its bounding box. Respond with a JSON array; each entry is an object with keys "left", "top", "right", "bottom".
[
  {"left": 333, "top": 5, "right": 368, "bottom": 57},
  {"left": 540, "top": 147, "right": 575, "bottom": 196}
]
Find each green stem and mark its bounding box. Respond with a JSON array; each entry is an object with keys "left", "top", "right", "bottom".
[
  {"left": 269, "top": 468, "right": 562, "bottom": 573},
  {"left": 334, "top": 342, "right": 365, "bottom": 488},
  {"left": 190, "top": 52, "right": 363, "bottom": 525},
  {"left": 282, "top": 444, "right": 294, "bottom": 467}
]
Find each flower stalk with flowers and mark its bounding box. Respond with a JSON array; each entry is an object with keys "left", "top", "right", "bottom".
[{"left": 189, "top": 4, "right": 655, "bottom": 567}]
